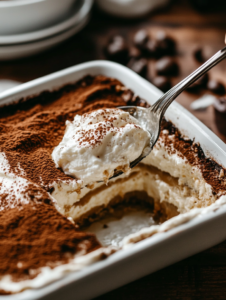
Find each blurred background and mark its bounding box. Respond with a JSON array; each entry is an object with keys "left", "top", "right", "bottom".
[
  {"left": 1, "top": 0, "right": 226, "bottom": 144},
  {"left": 1, "top": 0, "right": 226, "bottom": 298}
]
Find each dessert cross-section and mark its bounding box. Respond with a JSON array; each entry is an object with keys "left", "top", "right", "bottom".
[{"left": 0, "top": 75, "right": 226, "bottom": 294}]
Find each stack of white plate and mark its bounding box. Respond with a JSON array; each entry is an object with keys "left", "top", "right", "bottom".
[{"left": 0, "top": 0, "right": 93, "bottom": 60}]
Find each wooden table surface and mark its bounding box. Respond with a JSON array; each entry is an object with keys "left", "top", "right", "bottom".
[{"left": 2, "top": 1, "right": 226, "bottom": 298}]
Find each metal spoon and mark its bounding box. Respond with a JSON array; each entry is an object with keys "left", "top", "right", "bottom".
[{"left": 111, "top": 46, "right": 226, "bottom": 180}]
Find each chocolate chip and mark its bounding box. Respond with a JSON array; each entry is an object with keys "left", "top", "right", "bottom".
[
  {"left": 121, "top": 89, "right": 134, "bottom": 103},
  {"left": 105, "top": 35, "right": 129, "bottom": 64},
  {"left": 103, "top": 224, "right": 108, "bottom": 229},
  {"left": 127, "top": 58, "right": 148, "bottom": 77},
  {"left": 213, "top": 97, "right": 226, "bottom": 135},
  {"left": 156, "top": 31, "right": 176, "bottom": 55},
  {"left": 193, "top": 48, "right": 204, "bottom": 63},
  {"left": 207, "top": 80, "right": 225, "bottom": 95},
  {"left": 152, "top": 76, "right": 171, "bottom": 92},
  {"left": 155, "top": 57, "right": 179, "bottom": 76},
  {"left": 133, "top": 29, "right": 149, "bottom": 49}
]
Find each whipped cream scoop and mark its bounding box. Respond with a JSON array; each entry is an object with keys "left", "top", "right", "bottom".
[{"left": 52, "top": 108, "right": 150, "bottom": 186}]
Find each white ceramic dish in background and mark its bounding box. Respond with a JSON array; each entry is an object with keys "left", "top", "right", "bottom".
[
  {"left": 0, "top": 16, "right": 89, "bottom": 60},
  {"left": 0, "top": 61, "right": 226, "bottom": 300},
  {"left": 0, "top": 0, "right": 76, "bottom": 35},
  {"left": 0, "top": 0, "right": 93, "bottom": 45},
  {"left": 96, "top": 0, "right": 170, "bottom": 18}
]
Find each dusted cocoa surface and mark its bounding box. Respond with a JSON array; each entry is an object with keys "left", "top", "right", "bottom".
[
  {"left": 0, "top": 75, "right": 127, "bottom": 189},
  {"left": 1, "top": 1, "right": 226, "bottom": 298},
  {"left": 0, "top": 203, "right": 101, "bottom": 282}
]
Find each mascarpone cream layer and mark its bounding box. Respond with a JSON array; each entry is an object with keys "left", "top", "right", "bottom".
[{"left": 52, "top": 108, "right": 151, "bottom": 185}]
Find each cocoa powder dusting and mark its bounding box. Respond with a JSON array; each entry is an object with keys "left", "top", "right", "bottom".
[
  {"left": 0, "top": 75, "right": 127, "bottom": 190},
  {"left": 0, "top": 203, "right": 101, "bottom": 282}
]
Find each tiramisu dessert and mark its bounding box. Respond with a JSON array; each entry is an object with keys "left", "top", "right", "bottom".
[{"left": 1, "top": 75, "right": 226, "bottom": 294}]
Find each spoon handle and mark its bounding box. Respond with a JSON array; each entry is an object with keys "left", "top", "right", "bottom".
[{"left": 150, "top": 46, "right": 226, "bottom": 118}]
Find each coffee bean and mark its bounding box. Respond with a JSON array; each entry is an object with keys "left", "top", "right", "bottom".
[
  {"left": 193, "top": 48, "right": 204, "bottom": 63},
  {"left": 127, "top": 58, "right": 148, "bottom": 77},
  {"left": 213, "top": 97, "right": 226, "bottom": 135},
  {"left": 207, "top": 79, "right": 225, "bottom": 95},
  {"left": 105, "top": 35, "right": 128, "bottom": 64},
  {"left": 133, "top": 29, "right": 149, "bottom": 49},
  {"left": 152, "top": 76, "right": 171, "bottom": 92},
  {"left": 155, "top": 57, "right": 179, "bottom": 76},
  {"left": 144, "top": 39, "right": 160, "bottom": 57},
  {"left": 156, "top": 31, "right": 176, "bottom": 55}
]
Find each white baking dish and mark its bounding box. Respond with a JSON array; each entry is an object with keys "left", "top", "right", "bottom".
[{"left": 1, "top": 60, "right": 226, "bottom": 300}]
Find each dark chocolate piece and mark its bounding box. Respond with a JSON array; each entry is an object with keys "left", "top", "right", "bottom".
[
  {"left": 155, "top": 57, "right": 179, "bottom": 76},
  {"left": 207, "top": 79, "right": 225, "bottom": 95},
  {"left": 127, "top": 58, "right": 148, "bottom": 77},
  {"left": 105, "top": 35, "right": 129, "bottom": 64},
  {"left": 133, "top": 29, "right": 149, "bottom": 49},
  {"left": 152, "top": 76, "right": 171, "bottom": 92}
]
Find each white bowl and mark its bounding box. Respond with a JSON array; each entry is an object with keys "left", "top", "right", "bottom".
[
  {"left": 96, "top": 0, "right": 170, "bottom": 18},
  {"left": 0, "top": 0, "right": 76, "bottom": 35}
]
